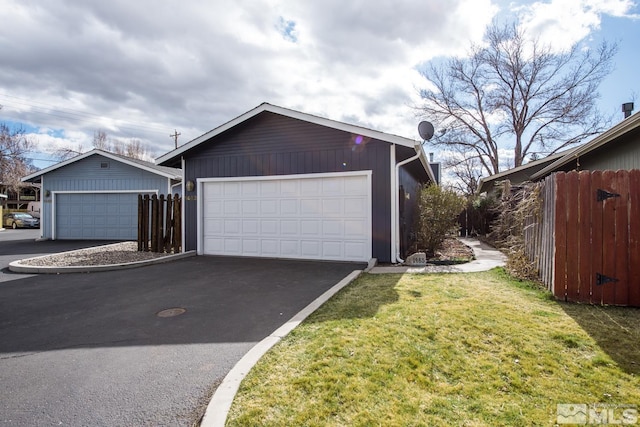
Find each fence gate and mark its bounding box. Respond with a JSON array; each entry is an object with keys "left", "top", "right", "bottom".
[{"left": 553, "top": 170, "right": 640, "bottom": 306}]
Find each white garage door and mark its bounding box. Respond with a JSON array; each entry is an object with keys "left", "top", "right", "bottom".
[
  {"left": 200, "top": 172, "right": 372, "bottom": 262},
  {"left": 55, "top": 193, "right": 141, "bottom": 240}
]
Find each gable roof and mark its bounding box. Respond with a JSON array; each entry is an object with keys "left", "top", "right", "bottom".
[
  {"left": 476, "top": 150, "right": 571, "bottom": 194},
  {"left": 22, "top": 149, "right": 182, "bottom": 183},
  {"left": 156, "top": 102, "right": 421, "bottom": 165},
  {"left": 530, "top": 110, "right": 640, "bottom": 180}
]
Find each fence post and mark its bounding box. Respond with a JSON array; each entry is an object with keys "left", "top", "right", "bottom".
[
  {"left": 137, "top": 194, "right": 143, "bottom": 251},
  {"left": 143, "top": 194, "right": 150, "bottom": 251},
  {"left": 173, "top": 194, "right": 181, "bottom": 253},
  {"left": 165, "top": 194, "right": 172, "bottom": 253}
]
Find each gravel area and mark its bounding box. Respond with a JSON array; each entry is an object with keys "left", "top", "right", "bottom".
[{"left": 19, "top": 242, "right": 173, "bottom": 267}]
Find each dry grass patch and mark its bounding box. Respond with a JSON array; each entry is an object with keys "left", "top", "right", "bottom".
[{"left": 226, "top": 269, "right": 640, "bottom": 426}]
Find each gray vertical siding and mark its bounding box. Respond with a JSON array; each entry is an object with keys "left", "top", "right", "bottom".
[
  {"left": 40, "top": 154, "right": 173, "bottom": 239},
  {"left": 397, "top": 146, "right": 430, "bottom": 258},
  {"left": 182, "top": 111, "right": 395, "bottom": 262}
]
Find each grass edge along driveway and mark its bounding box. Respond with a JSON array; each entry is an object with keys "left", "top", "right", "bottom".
[{"left": 227, "top": 268, "right": 640, "bottom": 426}]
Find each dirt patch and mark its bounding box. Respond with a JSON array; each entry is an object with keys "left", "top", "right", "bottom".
[{"left": 428, "top": 238, "right": 475, "bottom": 264}]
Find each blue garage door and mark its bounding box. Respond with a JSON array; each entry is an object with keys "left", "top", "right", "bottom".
[{"left": 56, "top": 193, "right": 140, "bottom": 240}]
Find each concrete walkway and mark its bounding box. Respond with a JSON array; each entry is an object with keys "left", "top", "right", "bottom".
[{"left": 368, "top": 238, "right": 506, "bottom": 274}]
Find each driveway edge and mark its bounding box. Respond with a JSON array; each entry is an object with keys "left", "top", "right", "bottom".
[
  {"left": 200, "top": 269, "right": 363, "bottom": 427},
  {"left": 8, "top": 251, "right": 197, "bottom": 274}
]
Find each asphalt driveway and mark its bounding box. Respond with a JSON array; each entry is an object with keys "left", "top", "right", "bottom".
[
  {"left": 0, "top": 228, "right": 121, "bottom": 283},
  {"left": 0, "top": 242, "right": 365, "bottom": 426}
]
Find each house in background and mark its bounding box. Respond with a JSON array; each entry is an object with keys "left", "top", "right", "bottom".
[
  {"left": 157, "top": 102, "right": 436, "bottom": 263},
  {"left": 477, "top": 109, "right": 640, "bottom": 193},
  {"left": 0, "top": 183, "right": 40, "bottom": 210},
  {"left": 529, "top": 109, "right": 640, "bottom": 180},
  {"left": 476, "top": 151, "right": 568, "bottom": 194},
  {"left": 22, "top": 149, "right": 181, "bottom": 240}
]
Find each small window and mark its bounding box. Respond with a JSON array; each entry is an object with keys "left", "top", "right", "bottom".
[{"left": 100, "top": 162, "right": 110, "bottom": 169}]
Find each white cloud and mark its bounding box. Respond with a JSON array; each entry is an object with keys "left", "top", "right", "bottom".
[
  {"left": 514, "top": 0, "right": 639, "bottom": 50},
  {"left": 1, "top": 0, "right": 636, "bottom": 171}
]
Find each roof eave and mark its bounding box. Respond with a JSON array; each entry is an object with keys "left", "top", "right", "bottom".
[
  {"left": 22, "top": 149, "right": 181, "bottom": 182},
  {"left": 531, "top": 111, "right": 640, "bottom": 180},
  {"left": 156, "top": 103, "right": 417, "bottom": 165}
]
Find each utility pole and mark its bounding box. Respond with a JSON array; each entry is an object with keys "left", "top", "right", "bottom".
[{"left": 169, "top": 129, "right": 181, "bottom": 148}]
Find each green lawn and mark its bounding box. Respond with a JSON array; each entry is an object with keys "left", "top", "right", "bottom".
[{"left": 226, "top": 269, "right": 640, "bottom": 426}]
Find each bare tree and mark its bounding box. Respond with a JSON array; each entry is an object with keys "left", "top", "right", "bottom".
[
  {"left": 441, "top": 148, "right": 484, "bottom": 196},
  {"left": 0, "top": 123, "right": 37, "bottom": 191},
  {"left": 419, "top": 22, "right": 617, "bottom": 177},
  {"left": 55, "top": 129, "right": 151, "bottom": 161}
]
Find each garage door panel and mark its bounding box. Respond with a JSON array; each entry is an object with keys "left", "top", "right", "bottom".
[
  {"left": 242, "top": 239, "right": 260, "bottom": 254},
  {"left": 300, "top": 179, "right": 321, "bottom": 195},
  {"left": 301, "top": 220, "right": 320, "bottom": 236},
  {"left": 260, "top": 200, "right": 278, "bottom": 215},
  {"left": 301, "top": 240, "right": 321, "bottom": 257},
  {"left": 261, "top": 240, "right": 278, "bottom": 255},
  {"left": 201, "top": 174, "right": 371, "bottom": 261},
  {"left": 242, "top": 220, "right": 259, "bottom": 234},
  {"left": 322, "top": 220, "right": 343, "bottom": 236},
  {"left": 261, "top": 220, "right": 278, "bottom": 234},
  {"left": 300, "top": 199, "right": 321, "bottom": 215},
  {"left": 280, "top": 199, "right": 298, "bottom": 215},
  {"left": 280, "top": 240, "right": 299, "bottom": 256},
  {"left": 224, "top": 200, "right": 240, "bottom": 215},
  {"left": 56, "top": 193, "right": 140, "bottom": 240},
  {"left": 280, "top": 220, "right": 298, "bottom": 235},
  {"left": 224, "top": 219, "right": 241, "bottom": 233},
  {"left": 242, "top": 200, "right": 259, "bottom": 215},
  {"left": 322, "top": 199, "right": 342, "bottom": 215}
]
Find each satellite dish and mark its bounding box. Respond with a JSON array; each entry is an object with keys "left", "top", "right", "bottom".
[{"left": 418, "top": 121, "right": 435, "bottom": 141}]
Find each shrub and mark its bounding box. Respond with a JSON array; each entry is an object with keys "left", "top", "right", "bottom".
[{"left": 414, "top": 184, "right": 465, "bottom": 257}]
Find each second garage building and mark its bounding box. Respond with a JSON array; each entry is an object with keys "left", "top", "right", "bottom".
[{"left": 157, "top": 103, "right": 437, "bottom": 264}]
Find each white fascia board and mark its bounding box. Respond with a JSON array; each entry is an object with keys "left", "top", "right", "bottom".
[
  {"left": 156, "top": 103, "right": 417, "bottom": 165},
  {"left": 22, "top": 149, "right": 181, "bottom": 182}
]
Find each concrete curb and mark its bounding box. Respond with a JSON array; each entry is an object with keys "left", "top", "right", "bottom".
[
  {"left": 200, "top": 269, "right": 363, "bottom": 427},
  {"left": 8, "top": 251, "right": 197, "bottom": 274}
]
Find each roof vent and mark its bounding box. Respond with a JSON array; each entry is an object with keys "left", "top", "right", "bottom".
[
  {"left": 100, "top": 162, "right": 110, "bottom": 169},
  {"left": 622, "top": 102, "right": 634, "bottom": 119}
]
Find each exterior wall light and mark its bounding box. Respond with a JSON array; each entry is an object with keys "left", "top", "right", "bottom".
[{"left": 185, "top": 180, "right": 195, "bottom": 192}]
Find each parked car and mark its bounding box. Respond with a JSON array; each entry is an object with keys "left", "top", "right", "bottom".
[{"left": 3, "top": 213, "right": 40, "bottom": 229}]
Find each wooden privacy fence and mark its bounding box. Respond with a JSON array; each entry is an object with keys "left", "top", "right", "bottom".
[
  {"left": 138, "top": 194, "right": 181, "bottom": 253},
  {"left": 524, "top": 170, "right": 640, "bottom": 306}
]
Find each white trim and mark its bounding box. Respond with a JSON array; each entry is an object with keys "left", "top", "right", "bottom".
[
  {"left": 196, "top": 177, "right": 203, "bottom": 255},
  {"left": 196, "top": 171, "right": 373, "bottom": 261},
  {"left": 39, "top": 175, "right": 45, "bottom": 240},
  {"left": 395, "top": 148, "right": 422, "bottom": 264},
  {"left": 389, "top": 145, "right": 397, "bottom": 264},
  {"left": 51, "top": 190, "right": 158, "bottom": 240},
  {"left": 156, "top": 103, "right": 418, "bottom": 164},
  {"left": 22, "top": 149, "right": 181, "bottom": 183},
  {"left": 181, "top": 157, "right": 186, "bottom": 253},
  {"left": 197, "top": 170, "right": 370, "bottom": 184}
]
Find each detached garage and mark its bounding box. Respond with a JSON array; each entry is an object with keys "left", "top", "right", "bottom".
[
  {"left": 158, "top": 103, "right": 437, "bottom": 264},
  {"left": 22, "top": 149, "right": 181, "bottom": 240}
]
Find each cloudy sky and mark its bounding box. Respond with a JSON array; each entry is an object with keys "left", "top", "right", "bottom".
[{"left": 1, "top": 0, "right": 639, "bottom": 169}]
